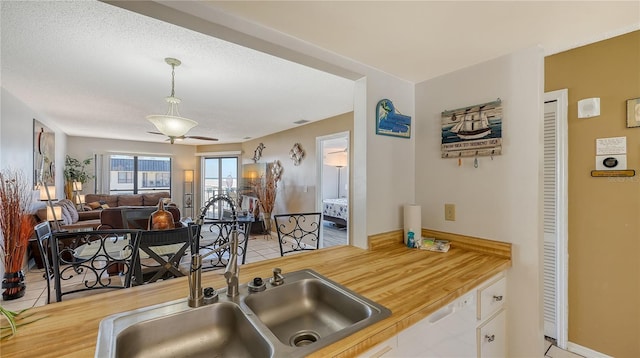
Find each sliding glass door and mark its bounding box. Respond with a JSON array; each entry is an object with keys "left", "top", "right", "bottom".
[{"left": 202, "top": 156, "right": 238, "bottom": 219}]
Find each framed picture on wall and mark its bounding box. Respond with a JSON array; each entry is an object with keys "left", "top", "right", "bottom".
[
  {"left": 626, "top": 97, "right": 640, "bottom": 128},
  {"left": 33, "top": 119, "right": 55, "bottom": 186},
  {"left": 441, "top": 99, "right": 503, "bottom": 158},
  {"left": 375, "top": 99, "right": 411, "bottom": 138}
]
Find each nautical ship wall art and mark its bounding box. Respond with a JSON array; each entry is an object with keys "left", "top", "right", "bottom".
[
  {"left": 376, "top": 99, "right": 411, "bottom": 138},
  {"left": 441, "top": 99, "right": 503, "bottom": 158}
]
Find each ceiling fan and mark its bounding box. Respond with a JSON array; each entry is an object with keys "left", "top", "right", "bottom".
[{"left": 147, "top": 131, "right": 218, "bottom": 144}]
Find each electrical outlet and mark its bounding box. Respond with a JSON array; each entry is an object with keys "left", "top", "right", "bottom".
[{"left": 445, "top": 204, "right": 456, "bottom": 221}]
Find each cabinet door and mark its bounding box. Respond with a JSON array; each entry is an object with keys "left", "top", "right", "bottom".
[
  {"left": 477, "top": 309, "right": 506, "bottom": 357},
  {"left": 478, "top": 276, "right": 506, "bottom": 321}
]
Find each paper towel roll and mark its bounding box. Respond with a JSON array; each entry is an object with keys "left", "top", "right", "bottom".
[{"left": 403, "top": 204, "right": 421, "bottom": 244}]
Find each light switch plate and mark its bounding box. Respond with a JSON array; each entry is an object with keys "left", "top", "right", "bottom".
[{"left": 445, "top": 204, "right": 456, "bottom": 221}]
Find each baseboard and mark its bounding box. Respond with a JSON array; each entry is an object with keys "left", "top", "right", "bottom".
[{"left": 566, "top": 341, "right": 613, "bottom": 358}]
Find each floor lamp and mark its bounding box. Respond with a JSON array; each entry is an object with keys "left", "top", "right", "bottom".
[
  {"left": 184, "top": 169, "right": 194, "bottom": 218},
  {"left": 325, "top": 151, "right": 348, "bottom": 198},
  {"left": 335, "top": 166, "right": 344, "bottom": 197}
]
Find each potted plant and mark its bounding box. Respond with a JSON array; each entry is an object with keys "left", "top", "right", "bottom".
[
  {"left": 0, "top": 306, "right": 39, "bottom": 339},
  {"left": 0, "top": 169, "right": 35, "bottom": 300},
  {"left": 63, "top": 155, "right": 93, "bottom": 200}
]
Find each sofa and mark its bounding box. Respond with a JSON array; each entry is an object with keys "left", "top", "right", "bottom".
[
  {"left": 98, "top": 206, "right": 181, "bottom": 230},
  {"left": 31, "top": 192, "right": 178, "bottom": 269},
  {"left": 35, "top": 199, "right": 102, "bottom": 231},
  {"left": 34, "top": 192, "right": 173, "bottom": 231},
  {"left": 84, "top": 192, "right": 171, "bottom": 209}
]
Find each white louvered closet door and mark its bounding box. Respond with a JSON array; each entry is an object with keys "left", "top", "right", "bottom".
[{"left": 543, "top": 90, "right": 568, "bottom": 346}]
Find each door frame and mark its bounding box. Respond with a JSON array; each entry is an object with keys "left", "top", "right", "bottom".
[{"left": 316, "top": 131, "right": 350, "bottom": 246}]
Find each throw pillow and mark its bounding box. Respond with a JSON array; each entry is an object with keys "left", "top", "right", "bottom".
[
  {"left": 58, "top": 199, "right": 79, "bottom": 223},
  {"left": 101, "top": 204, "right": 110, "bottom": 209},
  {"left": 87, "top": 201, "right": 102, "bottom": 210}
]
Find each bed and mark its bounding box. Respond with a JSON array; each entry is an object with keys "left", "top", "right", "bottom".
[{"left": 322, "top": 198, "right": 348, "bottom": 228}]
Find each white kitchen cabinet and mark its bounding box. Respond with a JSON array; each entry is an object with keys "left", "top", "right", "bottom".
[
  {"left": 477, "top": 309, "right": 506, "bottom": 357},
  {"left": 395, "top": 291, "right": 477, "bottom": 357},
  {"left": 478, "top": 276, "right": 506, "bottom": 321},
  {"left": 360, "top": 336, "right": 397, "bottom": 358},
  {"left": 360, "top": 273, "right": 507, "bottom": 358}
]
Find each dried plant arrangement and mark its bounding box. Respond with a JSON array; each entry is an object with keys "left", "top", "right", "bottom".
[
  {"left": 252, "top": 173, "right": 277, "bottom": 215},
  {"left": 0, "top": 169, "right": 35, "bottom": 300}
]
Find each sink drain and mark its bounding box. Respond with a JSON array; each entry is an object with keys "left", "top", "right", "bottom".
[{"left": 289, "top": 330, "right": 320, "bottom": 347}]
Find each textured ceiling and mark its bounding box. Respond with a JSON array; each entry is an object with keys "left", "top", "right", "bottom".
[
  {"left": 2, "top": 1, "right": 639, "bottom": 146},
  {"left": 0, "top": 1, "right": 354, "bottom": 145}
]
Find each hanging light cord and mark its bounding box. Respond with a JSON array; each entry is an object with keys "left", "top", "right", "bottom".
[{"left": 169, "top": 63, "right": 176, "bottom": 98}]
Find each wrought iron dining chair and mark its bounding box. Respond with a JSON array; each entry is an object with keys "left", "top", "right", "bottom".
[
  {"left": 195, "top": 194, "right": 251, "bottom": 269},
  {"left": 274, "top": 212, "right": 322, "bottom": 256},
  {"left": 133, "top": 224, "right": 198, "bottom": 285},
  {"left": 50, "top": 229, "right": 142, "bottom": 302},
  {"left": 199, "top": 219, "right": 252, "bottom": 269},
  {"left": 33, "top": 221, "right": 54, "bottom": 304}
]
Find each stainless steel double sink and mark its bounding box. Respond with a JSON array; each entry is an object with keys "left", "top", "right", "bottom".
[{"left": 96, "top": 269, "right": 391, "bottom": 357}]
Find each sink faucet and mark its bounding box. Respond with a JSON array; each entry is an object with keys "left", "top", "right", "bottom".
[
  {"left": 188, "top": 254, "right": 204, "bottom": 307},
  {"left": 189, "top": 194, "right": 240, "bottom": 307},
  {"left": 224, "top": 229, "right": 240, "bottom": 297}
]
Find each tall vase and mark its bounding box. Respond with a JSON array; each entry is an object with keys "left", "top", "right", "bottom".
[
  {"left": 262, "top": 212, "right": 273, "bottom": 234},
  {"left": 64, "top": 181, "right": 74, "bottom": 200},
  {"left": 149, "top": 199, "right": 175, "bottom": 230},
  {"left": 2, "top": 271, "right": 26, "bottom": 300}
]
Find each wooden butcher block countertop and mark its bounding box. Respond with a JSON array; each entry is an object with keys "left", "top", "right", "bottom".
[{"left": 0, "top": 229, "right": 511, "bottom": 357}]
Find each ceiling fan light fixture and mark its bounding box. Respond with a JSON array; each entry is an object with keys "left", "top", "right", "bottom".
[
  {"left": 147, "top": 57, "right": 198, "bottom": 138},
  {"left": 147, "top": 114, "right": 197, "bottom": 137}
]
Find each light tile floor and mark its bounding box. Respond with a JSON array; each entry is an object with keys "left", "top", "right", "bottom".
[
  {"left": 2, "top": 224, "right": 579, "bottom": 358},
  {"left": 545, "top": 339, "right": 585, "bottom": 358}
]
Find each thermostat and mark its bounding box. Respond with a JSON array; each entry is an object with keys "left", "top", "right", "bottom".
[{"left": 596, "top": 154, "right": 626, "bottom": 170}]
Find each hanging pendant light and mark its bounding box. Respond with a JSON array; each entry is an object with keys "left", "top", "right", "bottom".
[{"left": 147, "top": 58, "right": 197, "bottom": 143}]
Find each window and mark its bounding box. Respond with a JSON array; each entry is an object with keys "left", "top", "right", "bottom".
[
  {"left": 118, "top": 172, "right": 133, "bottom": 184},
  {"left": 109, "top": 155, "right": 171, "bottom": 195}
]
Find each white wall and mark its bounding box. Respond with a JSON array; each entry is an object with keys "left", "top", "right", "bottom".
[
  {"left": 67, "top": 136, "right": 197, "bottom": 215},
  {"left": 1, "top": 88, "right": 67, "bottom": 190},
  {"left": 361, "top": 74, "right": 415, "bottom": 241},
  {"left": 125, "top": 2, "right": 417, "bottom": 249},
  {"left": 415, "top": 46, "right": 545, "bottom": 356},
  {"left": 1, "top": 88, "right": 33, "bottom": 171},
  {"left": 322, "top": 164, "right": 348, "bottom": 199},
  {"left": 1, "top": 87, "right": 68, "bottom": 279}
]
